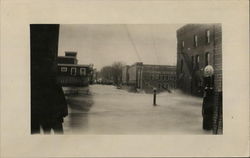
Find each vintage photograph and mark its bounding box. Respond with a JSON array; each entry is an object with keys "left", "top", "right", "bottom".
[{"left": 30, "top": 24, "right": 222, "bottom": 135}]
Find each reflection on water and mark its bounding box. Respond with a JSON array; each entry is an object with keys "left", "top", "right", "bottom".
[
  {"left": 66, "top": 94, "right": 93, "bottom": 111},
  {"left": 67, "top": 113, "right": 89, "bottom": 132},
  {"left": 63, "top": 87, "right": 94, "bottom": 133},
  {"left": 63, "top": 85, "right": 210, "bottom": 135}
]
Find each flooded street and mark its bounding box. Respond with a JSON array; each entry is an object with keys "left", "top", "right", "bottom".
[{"left": 63, "top": 85, "right": 210, "bottom": 134}]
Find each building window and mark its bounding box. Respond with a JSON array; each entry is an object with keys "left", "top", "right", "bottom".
[
  {"left": 206, "top": 30, "right": 210, "bottom": 44},
  {"left": 182, "top": 41, "right": 185, "bottom": 48},
  {"left": 191, "top": 56, "right": 195, "bottom": 69},
  {"left": 205, "top": 52, "right": 210, "bottom": 66},
  {"left": 61, "top": 67, "right": 67, "bottom": 72},
  {"left": 180, "top": 59, "right": 183, "bottom": 73},
  {"left": 80, "top": 68, "right": 86, "bottom": 76},
  {"left": 71, "top": 67, "right": 77, "bottom": 76},
  {"left": 194, "top": 35, "right": 198, "bottom": 47},
  {"left": 195, "top": 55, "right": 200, "bottom": 69}
]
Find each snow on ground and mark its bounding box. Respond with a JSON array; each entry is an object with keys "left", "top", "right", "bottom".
[{"left": 63, "top": 84, "right": 212, "bottom": 135}]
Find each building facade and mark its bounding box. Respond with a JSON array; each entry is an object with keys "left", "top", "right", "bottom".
[
  {"left": 176, "top": 24, "right": 222, "bottom": 134},
  {"left": 57, "top": 52, "right": 93, "bottom": 87},
  {"left": 57, "top": 64, "right": 91, "bottom": 86},
  {"left": 176, "top": 24, "right": 222, "bottom": 96},
  {"left": 58, "top": 51, "right": 78, "bottom": 64},
  {"left": 124, "top": 62, "right": 176, "bottom": 92}
]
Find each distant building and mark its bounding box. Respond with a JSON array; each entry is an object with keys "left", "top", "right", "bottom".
[
  {"left": 88, "top": 65, "right": 95, "bottom": 84},
  {"left": 122, "top": 65, "right": 130, "bottom": 85},
  {"left": 57, "top": 56, "right": 77, "bottom": 64},
  {"left": 176, "top": 24, "right": 222, "bottom": 134},
  {"left": 57, "top": 64, "right": 92, "bottom": 86},
  {"left": 124, "top": 62, "right": 176, "bottom": 92},
  {"left": 57, "top": 52, "right": 93, "bottom": 87},
  {"left": 91, "top": 68, "right": 98, "bottom": 84},
  {"left": 58, "top": 51, "right": 78, "bottom": 64}
]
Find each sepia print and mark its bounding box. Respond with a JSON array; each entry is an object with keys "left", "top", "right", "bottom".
[
  {"left": 30, "top": 24, "right": 222, "bottom": 135},
  {"left": 1, "top": 0, "right": 249, "bottom": 157}
]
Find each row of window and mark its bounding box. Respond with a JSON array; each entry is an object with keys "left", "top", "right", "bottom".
[
  {"left": 60, "top": 67, "right": 86, "bottom": 76},
  {"left": 180, "top": 52, "right": 210, "bottom": 72},
  {"left": 181, "top": 30, "right": 210, "bottom": 48},
  {"left": 149, "top": 74, "right": 176, "bottom": 81}
]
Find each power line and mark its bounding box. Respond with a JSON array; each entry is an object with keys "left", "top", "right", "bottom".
[
  {"left": 151, "top": 25, "right": 160, "bottom": 64},
  {"left": 124, "top": 24, "right": 142, "bottom": 62}
]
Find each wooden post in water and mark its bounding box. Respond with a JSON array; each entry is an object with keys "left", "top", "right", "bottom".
[{"left": 153, "top": 88, "right": 157, "bottom": 106}]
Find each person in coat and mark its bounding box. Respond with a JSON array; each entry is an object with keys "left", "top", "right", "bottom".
[
  {"left": 202, "top": 65, "right": 214, "bottom": 131},
  {"left": 31, "top": 58, "right": 68, "bottom": 134}
]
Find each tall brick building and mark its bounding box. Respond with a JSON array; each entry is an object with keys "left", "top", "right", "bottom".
[
  {"left": 123, "top": 62, "right": 176, "bottom": 92},
  {"left": 176, "top": 24, "right": 222, "bottom": 134}
]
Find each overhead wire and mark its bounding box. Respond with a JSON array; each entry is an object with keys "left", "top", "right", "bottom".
[
  {"left": 124, "top": 24, "right": 142, "bottom": 62},
  {"left": 151, "top": 25, "right": 160, "bottom": 64}
]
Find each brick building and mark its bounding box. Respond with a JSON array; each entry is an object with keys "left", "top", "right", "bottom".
[
  {"left": 176, "top": 24, "right": 222, "bottom": 95},
  {"left": 123, "top": 62, "right": 176, "bottom": 92},
  {"left": 176, "top": 24, "right": 222, "bottom": 134}
]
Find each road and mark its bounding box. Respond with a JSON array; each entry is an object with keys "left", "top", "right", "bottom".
[{"left": 63, "top": 84, "right": 211, "bottom": 134}]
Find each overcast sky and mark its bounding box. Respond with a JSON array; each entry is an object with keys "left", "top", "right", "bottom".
[{"left": 58, "top": 24, "right": 183, "bottom": 70}]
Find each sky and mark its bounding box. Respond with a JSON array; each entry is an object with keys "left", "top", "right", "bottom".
[{"left": 58, "top": 24, "right": 183, "bottom": 71}]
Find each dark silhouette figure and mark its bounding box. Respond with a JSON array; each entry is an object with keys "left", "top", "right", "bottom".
[
  {"left": 31, "top": 24, "right": 68, "bottom": 134},
  {"left": 202, "top": 75, "right": 214, "bottom": 130},
  {"left": 31, "top": 79, "right": 68, "bottom": 134}
]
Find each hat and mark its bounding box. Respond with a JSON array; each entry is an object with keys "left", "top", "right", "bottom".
[{"left": 204, "top": 65, "right": 214, "bottom": 77}]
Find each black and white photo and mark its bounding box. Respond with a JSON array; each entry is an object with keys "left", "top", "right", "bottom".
[{"left": 30, "top": 24, "right": 222, "bottom": 135}]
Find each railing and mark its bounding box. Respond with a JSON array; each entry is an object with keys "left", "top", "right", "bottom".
[
  {"left": 143, "top": 81, "right": 172, "bottom": 93},
  {"left": 57, "top": 76, "right": 89, "bottom": 87}
]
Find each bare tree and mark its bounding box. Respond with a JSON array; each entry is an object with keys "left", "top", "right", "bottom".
[
  {"left": 100, "top": 61, "right": 125, "bottom": 85},
  {"left": 111, "top": 62, "right": 124, "bottom": 85},
  {"left": 100, "top": 66, "right": 113, "bottom": 84}
]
